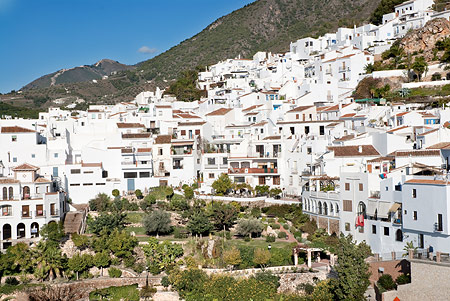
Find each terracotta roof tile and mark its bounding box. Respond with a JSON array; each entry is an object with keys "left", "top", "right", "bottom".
[
  {"left": 405, "top": 179, "right": 450, "bottom": 185},
  {"left": 1, "top": 126, "right": 35, "bottom": 133},
  {"left": 263, "top": 135, "right": 281, "bottom": 140},
  {"left": 12, "top": 163, "right": 39, "bottom": 171},
  {"left": 154, "top": 135, "right": 172, "bottom": 144},
  {"left": 427, "top": 142, "right": 450, "bottom": 150},
  {"left": 389, "top": 150, "right": 441, "bottom": 157},
  {"left": 178, "top": 122, "right": 206, "bottom": 126},
  {"left": 206, "top": 108, "right": 233, "bottom": 116},
  {"left": 328, "top": 145, "right": 380, "bottom": 157},
  {"left": 242, "top": 104, "right": 263, "bottom": 112},
  {"left": 122, "top": 133, "right": 151, "bottom": 139},
  {"left": 117, "top": 123, "right": 145, "bottom": 128},
  {"left": 137, "top": 148, "right": 152, "bottom": 153},
  {"left": 287, "top": 106, "right": 314, "bottom": 113},
  {"left": 0, "top": 178, "right": 20, "bottom": 184}
]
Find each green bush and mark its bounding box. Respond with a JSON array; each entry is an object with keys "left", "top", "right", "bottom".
[
  {"left": 277, "top": 232, "right": 287, "bottom": 239},
  {"left": 432, "top": 72, "right": 442, "bottom": 81},
  {"left": 161, "top": 276, "right": 170, "bottom": 288},
  {"left": 378, "top": 274, "right": 396, "bottom": 291},
  {"left": 265, "top": 234, "right": 276, "bottom": 243},
  {"left": 282, "top": 223, "right": 289, "bottom": 230},
  {"left": 174, "top": 226, "right": 189, "bottom": 239},
  {"left": 270, "top": 223, "right": 280, "bottom": 229},
  {"left": 269, "top": 247, "right": 293, "bottom": 267},
  {"left": 237, "top": 245, "right": 255, "bottom": 269},
  {"left": 5, "top": 277, "right": 19, "bottom": 286},
  {"left": 396, "top": 274, "right": 411, "bottom": 285},
  {"left": 108, "top": 267, "right": 122, "bottom": 278},
  {"left": 251, "top": 207, "right": 261, "bottom": 218}
]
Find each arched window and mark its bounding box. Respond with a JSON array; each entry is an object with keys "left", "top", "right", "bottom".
[
  {"left": 330, "top": 204, "right": 334, "bottom": 214},
  {"left": 396, "top": 229, "right": 403, "bottom": 242},
  {"left": 8, "top": 187, "right": 13, "bottom": 200},
  {"left": 318, "top": 202, "right": 323, "bottom": 215},
  {"left": 358, "top": 201, "right": 366, "bottom": 218},
  {"left": 31, "top": 222, "right": 39, "bottom": 238},
  {"left": 23, "top": 186, "right": 30, "bottom": 199},
  {"left": 2, "top": 187, "right": 6, "bottom": 200},
  {"left": 17, "top": 223, "right": 26, "bottom": 239},
  {"left": 323, "top": 202, "right": 328, "bottom": 216},
  {"left": 2, "top": 224, "right": 11, "bottom": 240},
  {"left": 336, "top": 204, "right": 340, "bottom": 213}
]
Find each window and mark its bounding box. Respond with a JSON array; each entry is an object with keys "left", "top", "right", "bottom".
[
  {"left": 345, "top": 183, "right": 350, "bottom": 191},
  {"left": 223, "top": 157, "right": 228, "bottom": 165},
  {"left": 36, "top": 204, "right": 44, "bottom": 216},
  {"left": 307, "top": 147, "right": 312, "bottom": 154},
  {"left": 372, "top": 225, "right": 376, "bottom": 234},
  {"left": 22, "top": 205, "right": 29, "bottom": 217},
  {"left": 96, "top": 183, "right": 106, "bottom": 186},
  {"left": 83, "top": 183, "right": 93, "bottom": 186},
  {"left": 319, "top": 126, "right": 325, "bottom": 136},
  {"left": 50, "top": 203, "right": 56, "bottom": 216},
  {"left": 412, "top": 189, "right": 417, "bottom": 198},
  {"left": 384, "top": 227, "right": 390, "bottom": 236},
  {"left": 11, "top": 135, "right": 17, "bottom": 142},
  {"left": 13, "top": 157, "right": 17, "bottom": 162},
  {"left": 31, "top": 154, "right": 35, "bottom": 158},
  {"left": 124, "top": 172, "right": 137, "bottom": 179},
  {"left": 345, "top": 222, "right": 350, "bottom": 231},
  {"left": 181, "top": 130, "right": 186, "bottom": 136},
  {"left": 2, "top": 205, "right": 12, "bottom": 216},
  {"left": 158, "top": 148, "right": 163, "bottom": 156},
  {"left": 395, "top": 184, "right": 402, "bottom": 191},
  {"left": 396, "top": 229, "right": 403, "bottom": 242},
  {"left": 273, "top": 176, "right": 280, "bottom": 185},
  {"left": 139, "top": 172, "right": 150, "bottom": 178},
  {"left": 209, "top": 173, "right": 215, "bottom": 179},
  {"left": 296, "top": 114, "right": 299, "bottom": 120},
  {"left": 437, "top": 214, "right": 443, "bottom": 231},
  {"left": 207, "top": 158, "right": 216, "bottom": 165},
  {"left": 343, "top": 200, "right": 352, "bottom": 212},
  {"left": 70, "top": 184, "right": 80, "bottom": 186},
  {"left": 305, "top": 126, "right": 310, "bottom": 135},
  {"left": 54, "top": 153, "right": 58, "bottom": 158},
  {"left": 195, "top": 129, "right": 200, "bottom": 135},
  {"left": 359, "top": 183, "right": 363, "bottom": 191},
  {"left": 290, "top": 127, "right": 295, "bottom": 135},
  {"left": 259, "top": 176, "right": 266, "bottom": 185},
  {"left": 418, "top": 234, "right": 424, "bottom": 248},
  {"left": 83, "top": 171, "right": 93, "bottom": 174},
  {"left": 413, "top": 211, "right": 417, "bottom": 220}
]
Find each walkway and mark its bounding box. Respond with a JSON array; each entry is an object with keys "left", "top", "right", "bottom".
[{"left": 275, "top": 221, "right": 297, "bottom": 243}]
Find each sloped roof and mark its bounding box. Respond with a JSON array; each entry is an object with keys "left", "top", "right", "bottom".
[
  {"left": 287, "top": 105, "right": 314, "bottom": 113},
  {"left": 12, "top": 163, "right": 39, "bottom": 171},
  {"left": 116, "top": 123, "right": 145, "bottom": 128},
  {"left": 389, "top": 150, "right": 441, "bottom": 157},
  {"left": 122, "top": 133, "right": 151, "bottom": 139},
  {"left": 263, "top": 135, "right": 281, "bottom": 140},
  {"left": 427, "top": 142, "right": 450, "bottom": 150},
  {"left": 405, "top": 179, "right": 450, "bottom": 186},
  {"left": 328, "top": 145, "right": 380, "bottom": 157},
  {"left": 1, "top": 126, "right": 35, "bottom": 133},
  {"left": 154, "top": 135, "right": 172, "bottom": 144},
  {"left": 206, "top": 108, "right": 233, "bottom": 116}
]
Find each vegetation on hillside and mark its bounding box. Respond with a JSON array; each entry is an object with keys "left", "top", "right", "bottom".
[
  {"left": 0, "top": 101, "right": 41, "bottom": 119},
  {"left": 13, "top": 0, "right": 381, "bottom": 105},
  {"left": 370, "top": 0, "right": 405, "bottom": 25}
]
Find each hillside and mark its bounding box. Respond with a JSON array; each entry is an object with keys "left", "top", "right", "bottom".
[
  {"left": 23, "top": 59, "right": 134, "bottom": 90},
  {"left": 18, "top": 0, "right": 381, "bottom": 105}
]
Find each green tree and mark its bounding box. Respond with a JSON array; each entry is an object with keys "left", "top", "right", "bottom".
[
  {"left": 142, "top": 238, "right": 184, "bottom": 274},
  {"left": 223, "top": 246, "right": 242, "bottom": 270},
  {"left": 255, "top": 185, "right": 270, "bottom": 196},
  {"left": 331, "top": 235, "right": 371, "bottom": 301},
  {"left": 187, "top": 209, "right": 213, "bottom": 236},
  {"left": 89, "top": 193, "right": 111, "bottom": 212},
  {"left": 93, "top": 251, "right": 110, "bottom": 276},
  {"left": 412, "top": 56, "right": 428, "bottom": 81},
  {"left": 183, "top": 186, "right": 194, "bottom": 200},
  {"left": 236, "top": 218, "right": 264, "bottom": 238},
  {"left": 68, "top": 253, "right": 93, "bottom": 280},
  {"left": 370, "top": 0, "right": 405, "bottom": 25},
  {"left": 5, "top": 242, "right": 34, "bottom": 275},
  {"left": 33, "top": 243, "right": 66, "bottom": 281},
  {"left": 253, "top": 248, "right": 271, "bottom": 270},
  {"left": 140, "top": 194, "right": 156, "bottom": 211},
  {"left": 71, "top": 233, "right": 90, "bottom": 249},
  {"left": 112, "top": 189, "right": 120, "bottom": 197},
  {"left": 107, "top": 229, "right": 138, "bottom": 259},
  {"left": 212, "top": 173, "right": 233, "bottom": 195},
  {"left": 165, "top": 69, "right": 204, "bottom": 102},
  {"left": 88, "top": 212, "right": 127, "bottom": 235},
  {"left": 40, "top": 222, "right": 65, "bottom": 248},
  {"left": 208, "top": 202, "right": 238, "bottom": 231},
  {"left": 143, "top": 210, "right": 172, "bottom": 236}
]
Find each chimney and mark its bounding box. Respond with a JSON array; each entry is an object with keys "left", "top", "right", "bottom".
[{"left": 358, "top": 146, "right": 362, "bottom": 153}]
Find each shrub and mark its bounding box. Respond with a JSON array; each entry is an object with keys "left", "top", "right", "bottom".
[
  {"left": 5, "top": 277, "right": 19, "bottom": 286},
  {"left": 282, "top": 223, "right": 289, "bottom": 230},
  {"left": 174, "top": 226, "right": 189, "bottom": 239},
  {"left": 251, "top": 207, "right": 261, "bottom": 218},
  {"left": 140, "top": 285, "right": 157, "bottom": 299},
  {"left": 269, "top": 247, "right": 293, "bottom": 266},
  {"left": 135, "top": 189, "right": 143, "bottom": 199},
  {"left": 108, "top": 267, "right": 122, "bottom": 278},
  {"left": 236, "top": 218, "right": 264, "bottom": 238},
  {"left": 265, "top": 234, "right": 276, "bottom": 243},
  {"left": 161, "top": 276, "right": 170, "bottom": 288},
  {"left": 133, "top": 263, "right": 145, "bottom": 274},
  {"left": 277, "top": 232, "right": 287, "bottom": 239},
  {"left": 432, "top": 72, "right": 442, "bottom": 81},
  {"left": 297, "top": 283, "right": 315, "bottom": 295},
  {"left": 377, "top": 274, "right": 396, "bottom": 291},
  {"left": 270, "top": 223, "right": 280, "bottom": 229},
  {"left": 396, "top": 274, "right": 411, "bottom": 285}
]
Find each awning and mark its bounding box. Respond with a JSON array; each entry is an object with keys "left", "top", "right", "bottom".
[
  {"left": 367, "top": 200, "right": 378, "bottom": 216},
  {"left": 378, "top": 202, "right": 391, "bottom": 219},
  {"left": 389, "top": 203, "right": 401, "bottom": 213}
]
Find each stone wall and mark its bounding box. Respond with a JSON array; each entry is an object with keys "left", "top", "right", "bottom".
[
  {"left": 368, "top": 259, "right": 410, "bottom": 285},
  {"left": 382, "top": 260, "right": 450, "bottom": 301},
  {"left": 277, "top": 271, "right": 328, "bottom": 294}
]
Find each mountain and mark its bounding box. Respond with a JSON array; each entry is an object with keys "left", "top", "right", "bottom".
[
  {"left": 23, "top": 59, "right": 134, "bottom": 90},
  {"left": 19, "top": 0, "right": 381, "bottom": 105}
]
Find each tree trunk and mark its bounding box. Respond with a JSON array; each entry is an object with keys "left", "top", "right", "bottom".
[
  {"left": 76, "top": 271, "right": 79, "bottom": 281},
  {"left": 101, "top": 266, "right": 103, "bottom": 277}
]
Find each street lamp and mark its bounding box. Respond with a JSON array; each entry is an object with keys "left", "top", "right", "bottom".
[
  {"left": 145, "top": 265, "right": 149, "bottom": 287},
  {"left": 268, "top": 244, "right": 272, "bottom": 251}
]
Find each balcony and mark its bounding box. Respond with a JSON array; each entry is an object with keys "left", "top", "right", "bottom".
[
  {"left": 253, "top": 152, "right": 280, "bottom": 159},
  {"left": 173, "top": 165, "right": 184, "bottom": 170},
  {"left": 35, "top": 210, "right": 46, "bottom": 218},
  {"left": 228, "top": 168, "right": 278, "bottom": 174},
  {"left": 338, "top": 66, "right": 351, "bottom": 72},
  {"left": 21, "top": 211, "right": 31, "bottom": 218},
  {"left": 50, "top": 209, "right": 59, "bottom": 217}
]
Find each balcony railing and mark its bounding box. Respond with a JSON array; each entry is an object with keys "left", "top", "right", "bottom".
[
  {"left": 338, "top": 66, "right": 351, "bottom": 72},
  {"left": 228, "top": 168, "right": 278, "bottom": 174},
  {"left": 50, "top": 209, "right": 59, "bottom": 217},
  {"left": 35, "top": 210, "right": 46, "bottom": 218}
]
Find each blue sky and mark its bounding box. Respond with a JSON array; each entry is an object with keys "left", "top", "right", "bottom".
[{"left": 0, "top": 0, "right": 254, "bottom": 93}]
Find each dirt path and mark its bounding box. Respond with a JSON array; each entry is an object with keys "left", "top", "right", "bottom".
[{"left": 275, "top": 221, "right": 298, "bottom": 243}]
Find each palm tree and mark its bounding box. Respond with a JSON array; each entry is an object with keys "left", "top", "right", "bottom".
[
  {"left": 34, "top": 243, "right": 65, "bottom": 281},
  {"left": 402, "top": 241, "right": 418, "bottom": 257}
]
